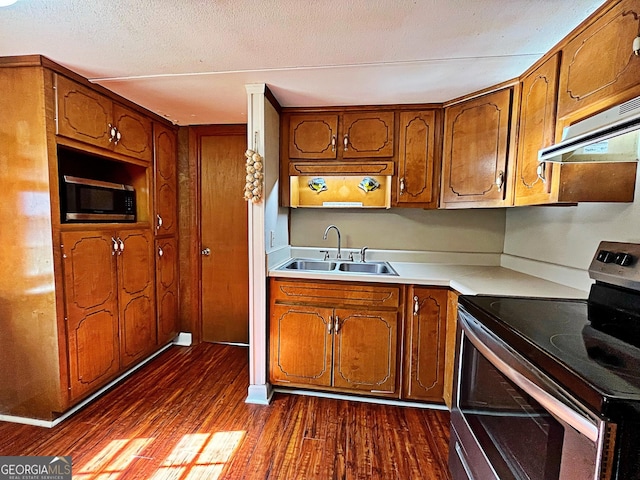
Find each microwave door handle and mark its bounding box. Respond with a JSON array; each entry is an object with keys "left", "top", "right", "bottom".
[{"left": 461, "top": 317, "right": 599, "bottom": 443}]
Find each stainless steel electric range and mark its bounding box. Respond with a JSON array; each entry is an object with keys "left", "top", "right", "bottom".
[{"left": 449, "top": 241, "right": 640, "bottom": 480}]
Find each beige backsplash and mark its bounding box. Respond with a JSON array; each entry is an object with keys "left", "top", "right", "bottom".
[{"left": 290, "top": 207, "right": 506, "bottom": 252}]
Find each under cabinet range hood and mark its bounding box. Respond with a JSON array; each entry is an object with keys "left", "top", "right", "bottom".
[{"left": 539, "top": 95, "right": 640, "bottom": 164}]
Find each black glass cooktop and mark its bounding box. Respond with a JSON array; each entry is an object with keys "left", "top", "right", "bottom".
[{"left": 458, "top": 295, "right": 640, "bottom": 418}]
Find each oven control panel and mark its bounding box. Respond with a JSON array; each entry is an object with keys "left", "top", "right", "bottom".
[{"left": 589, "top": 241, "right": 640, "bottom": 290}]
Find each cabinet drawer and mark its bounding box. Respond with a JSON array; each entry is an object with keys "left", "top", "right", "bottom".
[{"left": 270, "top": 278, "right": 400, "bottom": 309}]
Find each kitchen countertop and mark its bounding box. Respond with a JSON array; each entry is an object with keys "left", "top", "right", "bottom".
[{"left": 268, "top": 260, "right": 589, "bottom": 299}]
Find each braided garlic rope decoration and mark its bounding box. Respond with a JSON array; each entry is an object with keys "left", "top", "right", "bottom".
[{"left": 244, "top": 149, "right": 264, "bottom": 203}]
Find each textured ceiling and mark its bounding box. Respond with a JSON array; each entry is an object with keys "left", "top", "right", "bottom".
[{"left": 0, "top": 0, "right": 605, "bottom": 125}]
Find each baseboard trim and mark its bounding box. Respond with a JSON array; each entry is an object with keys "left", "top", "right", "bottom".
[
  {"left": 273, "top": 388, "right": 449, "bottom": 411},
  {"left": 0, "top": 343, "right": 174, "bottom": 428}
]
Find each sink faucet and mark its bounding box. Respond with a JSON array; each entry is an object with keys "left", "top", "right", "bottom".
[{"left": 323, "top": 225, "right": 341, "bottom": 259}]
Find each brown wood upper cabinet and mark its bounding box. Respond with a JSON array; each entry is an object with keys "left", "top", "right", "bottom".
[
  {"left": 56, "top": 74, "right": 153, "bottom": 163},
  {"left": 287, "top": 111, "right": 395, "bottom": 161},
  {"left": 441, "top": 87, "right": 516, "bottom": 208},
  {"left": 514, "top": 54, "right": 560, "bottom": 206},
  {"left": 269, "top": 278, "right": 401, "bottom": 397},
  {"left": 61, "top": 228, "right": 156, "bottom": 401},
  {"left": 557, "top": 0, "right": 640, "bottom": 124},
  {"left": 514, "top": 52, "right": 637, "bottom": 205},
  {"left": 153, "top": 122, "right": 178, "bottom": 235},
  {"left": 395, "top": 110, "right": 440, "bottom": 208},
  {"left": 403, "top": 287, "right": 448, "bottom": 403}
]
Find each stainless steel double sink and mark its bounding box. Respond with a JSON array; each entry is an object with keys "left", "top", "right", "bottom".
[{"left": 278, "top": 258, "right": 398, "bottom": 276}]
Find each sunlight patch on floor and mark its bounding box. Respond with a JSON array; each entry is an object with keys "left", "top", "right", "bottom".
[
  {"left": 70, "top": 430, "right": 245, "bottom": 479},
  {"left": 74, "top": 437, "right": 155, "bottom": 479},
  {"left": 152, "top": 431, "right": 246, "bottom": 480}
]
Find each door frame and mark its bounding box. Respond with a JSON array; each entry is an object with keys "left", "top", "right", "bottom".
[{"left": 181, "top": 124, "right": 247, "bottom": 344}]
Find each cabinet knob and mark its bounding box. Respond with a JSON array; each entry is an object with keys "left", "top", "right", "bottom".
[
  {"left": 536, "top": 163, "right": 547, "bottom": 184},
  {"left": 400, "top": 177, "right": 405, "bottom": 195},
  {"left": 156, "top": 214, "right": 163, "bottom": 230},
  {"left": 114, "top": 128, "right": 122, "bottom": 145},
  {"left": 108, "top": 124, "right": 117, "bottom": 143},
  {"left": 201, "top": 247, "right": 211, "bottom": 256},
  {"left": 118, "top": 237, "right": 125, "bottom": 255},
  {"left": 413, "top": 295, "right": 419, "bottom": 316},
  {"left": 495, "top": 171, "right": 504, "bottom": 192},
  {"left": 158, "top": 246, "right": 164, "bottom": 257},
  {"left": 331, "top": 135, "right": 336, "bottom": 152},
  {"left": 343, "top": 135, "right": 349, "bottom": 151},
  {"left": 328, "top": 317, "right": 333, "bottom": 333},
  {"left": 334, "top": 315, "right": 340, "bottom": 333},
  {"left": 111, "top": 237, "right": 118, "bottom": 256}
]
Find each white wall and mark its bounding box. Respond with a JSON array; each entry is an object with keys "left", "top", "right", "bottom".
[
  {"left": 291, "top": 207, "right": 506, "bottom": 253},
  {"left": 504, "top": 170, "right": 640, "bottom": 270}
]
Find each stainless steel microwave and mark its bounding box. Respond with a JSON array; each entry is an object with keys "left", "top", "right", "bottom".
[{"left": 61, "top": 175, "right": 136, "bottom": 222}]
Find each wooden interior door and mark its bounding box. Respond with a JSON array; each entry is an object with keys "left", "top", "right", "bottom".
[{"left": 199, "top": 126, "right": 249, "bottom": 344}]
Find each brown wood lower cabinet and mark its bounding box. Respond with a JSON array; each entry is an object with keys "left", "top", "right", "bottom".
[
  {"left": 155, "top": 236, "right": 179, "bottom": 345},
  {"left": 403, "top": 287, "right": 448, "bottom": 403},
  {"left": 269, "top": 278, "right": 401, "bottom": 397},
  {"left": 61, "top": 228, "right": 156, "bottom": 401}
]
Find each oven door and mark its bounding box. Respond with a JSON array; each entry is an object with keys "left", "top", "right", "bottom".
[{"left": 450, "top": 307, "right": 615, "bottom": 480}]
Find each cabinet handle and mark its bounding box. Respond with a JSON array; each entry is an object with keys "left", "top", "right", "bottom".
[
  {"left": 495, "top": 171, "right": 504, "bottom": 192},
  {"left": 400, "top": 177, "right": 405, "bottom": 195},
  {"left": 158, "top": 246, "right": 164, "bottom": 257},
  {"left": 111, "top": 237, "right": 118, "bottom": 256},
  {"left": 343, "top": 135, "right": 349, "bottom": 151},
  {"left": 108, "top": 124, "right": 117, "bottom": 143},
  {"left": 536, "top": 162, "right": 547, "bottom": 184},
  {"left": 334, "top": 315, "right": 340, "bottom": 333},
  {"left": 201, "top": 247, "right": 211, "bottom": 256},
  {"left": 328, "top": 317, "right": 333, "bottom": 333},
  {"left": 118, "top": 237, "right": 125, "bottom": 254},
  {"left": 156, "top": 214, "right": 163, "bottom": 230},
  {"left": 331, "top": 135, "right": 336, "bottom": 152},
  {"left": 413, "top": 295, "right": 419, "bottom": 316},
  {"left": 114, "top": 128, "right": 122, "bottom": 145}
]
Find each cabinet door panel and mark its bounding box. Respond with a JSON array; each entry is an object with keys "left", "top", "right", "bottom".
[
  {"left": 343, "top": 112, "right": 394, "bottom": 158},
  {"left": 515, "top": 54, "right": 559, "bottom": 206},
  {"left": 113, "top": 104, "right": 153, "bottom": 162},
  {"left": 67, "top": 310, "right": 120, "bottom": 401},
  {"left": 270, "top": 304, "right": 333, "bottom": 386},
  {"left": 442, "top": 89, "right": 512, "bottom": 205},
  {"left": 118, "top": 229, "right": 156, "bottom": 368},
  {"left": 56, "top": 75, "right": 112, "bottom": 148},
  {"left": 156, "top": 237, "right": 179, "bottom": 345},
  {"left": 333, "top": 308, "right": 397, "bottom": 394},
  {"left": 397, "top": 110, "right": 437, "bottom": 205},
  {"left": 154, "top": 123, "right": 178, "bottom": 235},
  {"left": 289, "top": 114, "right": 338, "bottom": 159},
  {"left": 558, "top": 0, "right": 640, "bottom": 119},
  {"left": 404, "top": 288, "right": 447, "bottom": 402},
  {"left": 61, "top": 231, "right": 119, "bottom": 401}
]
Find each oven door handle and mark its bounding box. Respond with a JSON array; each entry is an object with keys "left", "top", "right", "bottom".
[{"left": 462, "top": 316, "right": 599, "bottom": 443}]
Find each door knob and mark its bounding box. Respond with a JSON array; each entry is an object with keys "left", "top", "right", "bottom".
[{"left": 201, "top": 247, "right": 211, "bottom": 256}]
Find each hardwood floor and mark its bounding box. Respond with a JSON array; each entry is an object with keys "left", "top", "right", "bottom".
[{"left": 0, "top": 343, "right": 452, "bottom": 479}]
